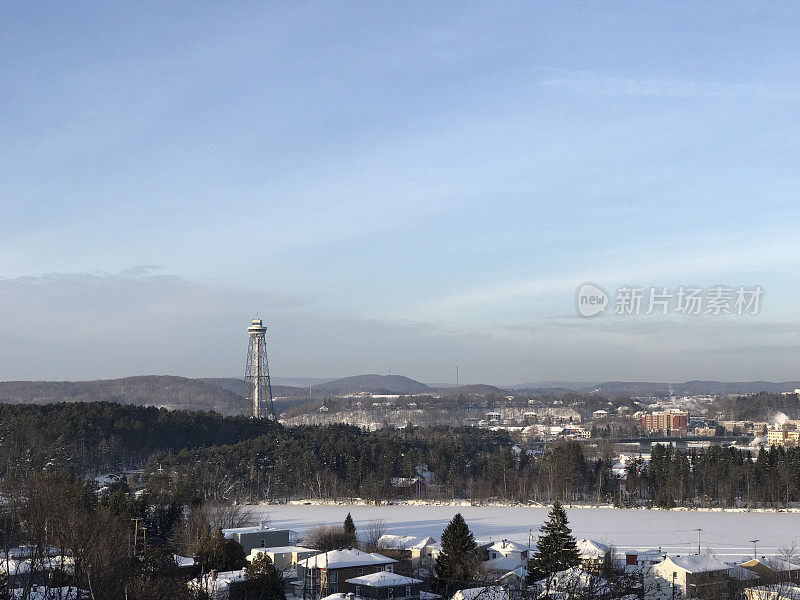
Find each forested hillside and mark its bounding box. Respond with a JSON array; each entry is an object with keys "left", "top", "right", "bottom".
[{"left": 0, "top": 402, "right": 280, "bottom": 477}]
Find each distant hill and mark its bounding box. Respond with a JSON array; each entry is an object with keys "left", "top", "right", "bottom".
[
  {"left": 509, "top": 381, "right": 598, "bottom": 391},
  {"left": 311, "top": 374, "right": 430, "bottom": 395},
  {"left": 440, "top": 384, "right": 509, "bottom": 396},
  {"left": 200, "top": 377, "right": 308, "bottom": 398},
  {"left": 272, "top": 377, "right": 336, "bottom": 388},
  {"left": 0, "top": 376, "right": 249, "bottom": 416},
  {"left": 588, "top": 380, "right": 800, "bottom": 396}
]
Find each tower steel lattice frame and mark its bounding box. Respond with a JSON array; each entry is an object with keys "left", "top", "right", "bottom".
[{"left": 244, "top": 318, "right": 275, "bottom": 419}]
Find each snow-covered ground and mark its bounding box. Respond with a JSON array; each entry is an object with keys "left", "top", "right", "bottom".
[{"left": 247, "top": 504, "right": 800, "bottom": 561}]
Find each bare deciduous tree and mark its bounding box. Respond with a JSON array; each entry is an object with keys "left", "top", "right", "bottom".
[{"left": 362, "top": 518, "right": 387, "bottom": 552}]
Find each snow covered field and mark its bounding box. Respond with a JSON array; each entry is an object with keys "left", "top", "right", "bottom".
[{"left": 247, "top": 504, "right": 800, "bottom": 561}]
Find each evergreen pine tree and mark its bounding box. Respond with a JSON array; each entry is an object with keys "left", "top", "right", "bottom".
[
  {"left": 343, "top": 512, "right": 358, "bottom": 546},
  {"left": 245, "top": 554, "right": 286, "bottom": 600},
  {"left": 434, "top": 513, "right": 479, "bottom": 596},
  {"left": 527, "top": 502, "right": 581, "bottom": 582}
]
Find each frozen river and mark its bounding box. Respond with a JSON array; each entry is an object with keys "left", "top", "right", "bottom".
[{"left": 247, "top": 504, "right": 800, "bottom": 560}]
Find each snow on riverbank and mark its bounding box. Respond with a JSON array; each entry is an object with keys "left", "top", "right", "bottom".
[{"left": 245, "top": 503, "right": 800, "bottom": 561}]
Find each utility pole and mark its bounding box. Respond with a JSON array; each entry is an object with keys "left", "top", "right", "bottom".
[
  {"left": 131, "top": 518, "right": 141, "bottom": 556},
  {"left": 695, "top": 528, "right": 703, "bottom": 554},
  {"left": 750, "top": 539, "right": 760, "bottom": 559},
  {"left": 141, "top": 527, "right": 147, "bottom": 559}
]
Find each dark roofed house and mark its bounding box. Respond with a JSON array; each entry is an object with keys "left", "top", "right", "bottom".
[
  {"left": 297, "top": 549, "right": 397, "bottom": 596},
  {"left": 346, "top": 571, "right": 423, "bottom": 600}
]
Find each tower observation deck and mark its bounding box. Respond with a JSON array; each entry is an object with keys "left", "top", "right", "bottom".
[{"left": 244, "top": 318, "right": 275, "bottom": 419}]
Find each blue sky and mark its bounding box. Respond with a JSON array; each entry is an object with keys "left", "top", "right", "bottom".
[{"left": 2, "top": 2, "right": 800, "bottom": 383}]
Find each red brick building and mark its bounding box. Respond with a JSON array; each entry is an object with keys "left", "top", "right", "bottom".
[{"left": 642, "top": 410, "right": 689, "bottom": 435}]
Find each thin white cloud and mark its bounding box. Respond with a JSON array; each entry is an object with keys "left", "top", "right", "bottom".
[
  {"left": 540, "top": 70, "right": 800, "bottom": 100},
  {"left": 394, "top": 238, "right": 800, "bottom": 320}
]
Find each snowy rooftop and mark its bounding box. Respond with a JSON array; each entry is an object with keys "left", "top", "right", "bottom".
[
  {"left": 222, "top": 524, "right": 271, "bottom": 536},
  {"left": 533, "top": 566, "right": 607, "bottom": 594},
  {"left": 576, "top": 538, "right": 611, "bottom": 558},
  {"left": 664, "top": 555, "right": 730, "bottom": 573},
  {"left": 484, "top": 556, "right": 525, "bottom": 572},
  {"left": 190, "top": 569, "right": 247, "bottom": 592},
  {"left": 488, "top": 540, "right": 529, "bottom": 553},
  {"left": 747, "top": 585, "right": 800, "bottom": 600},
  {"left": 173, "top": 554, "right": 195, "bottom": 567},
  {"left": 346, "top": 572, "right": 423, "bottom": 587},
  {"left": 727, "top": 565, "right": 760, "bottom": 581},
  {"left": 297, "top": 549, "right": 397, "bottom": 569},
  {"left": 452, "top": 586, "right": 511, "bottom": 600},
  {"left": 379, "top": 534, "right": 436, "bottom": 550},
  {"left": 249, "top": 545, "right": 315, "bottom": 555}
]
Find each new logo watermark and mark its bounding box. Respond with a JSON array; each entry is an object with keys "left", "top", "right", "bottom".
[
  {"left": 577, "top": 283, "right": 609, "bottom": 317},
  {"left": 576, "top": 284, "right": 762, "bottom": 317}
]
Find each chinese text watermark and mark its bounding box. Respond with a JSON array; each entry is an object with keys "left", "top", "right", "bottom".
[{"left": 577, "top": 283, "right": 762, "bottom": 317}]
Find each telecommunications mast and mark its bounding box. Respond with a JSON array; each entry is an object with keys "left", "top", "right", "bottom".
[{"left": 244, "top": 318, "right": 275, "bottom": 419}]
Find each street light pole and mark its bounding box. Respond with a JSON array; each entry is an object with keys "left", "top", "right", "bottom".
[{"left": 750, "top": 539, "right": 760, "bottom": 560}]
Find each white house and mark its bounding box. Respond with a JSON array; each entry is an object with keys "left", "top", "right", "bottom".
[
  {"left": 652, "top": 555, "right": 731, "bottom": 599},
  {"left": 576, "top": 539, "right": 611, "bottom": 571},
  {"left": 487, "top": 540, "right": 530, "bottom": 562}
]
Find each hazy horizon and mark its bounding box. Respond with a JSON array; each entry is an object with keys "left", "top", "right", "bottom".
[{"left": 3, "top": 3, "right": 800, "bottom": 383}]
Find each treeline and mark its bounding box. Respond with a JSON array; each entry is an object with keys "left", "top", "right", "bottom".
[
  {"left": 714, "top": 391, "right": 800, "bottom": 421},
  {"left": 627, "top": 443, "right": 800, "bottom": 508},
  {"left": 146, "top": 424, "right": 515, "bottom": 502},
  {"left": 0, "top": 402, "right": 280, "bottom": 477},
  {"left": 148, "top": 428, "right": 800, "bottom": 509}
]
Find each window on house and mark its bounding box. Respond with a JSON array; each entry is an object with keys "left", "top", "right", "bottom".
[
  {"left": 331, "top": 587, "right": 338, "bottom": 594},
  {"left": 330, "top": 571, "right": 338, "bottom": 583},
  {"left": 405, "top": 586, "right": 412, "bottom": 597},
  {"left": 387, "top": 588, "right": 394, "bottom": 599},
  {"left": 356, "top": 587, "right": 361, "bottom": 597},
  {"left": 387, "top": 565, "right": 393, "bottom": 573},
  {"left": 358, "top": 567, "right": 364, "bottom": 575}
]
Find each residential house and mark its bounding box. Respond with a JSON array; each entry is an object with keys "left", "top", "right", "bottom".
[
  {"left": 297, "top": 549, "right": 397, "bottom": 596},
  {"left": 624, "top": 549, "right": 665, "bottom": 573},
  {"left": 247, "top": 545, "right": 317, "bottom": 572},
  {"left": 576, "top": 539, "right": 611, "bottom": 572},
  {"left": 487, "top": 540, "right": 530, "bottom": 563},
  {"left": 652, "top": 555, "right": 731, "bottom": 599},
  {"left": 484, "top": 540, "right": 531, "bottom": 575},
  {"left": 741, "top": 558, "right": 800, "bottom": 586},
  {"left": 346, "top": 571, "right": 424, "bottom": 600},
  {"left": 378, "top": 535, "right": 438, "bottom": 569},
  {"left": 222, "top": 524, "right": 299, "bottom": 555}
]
